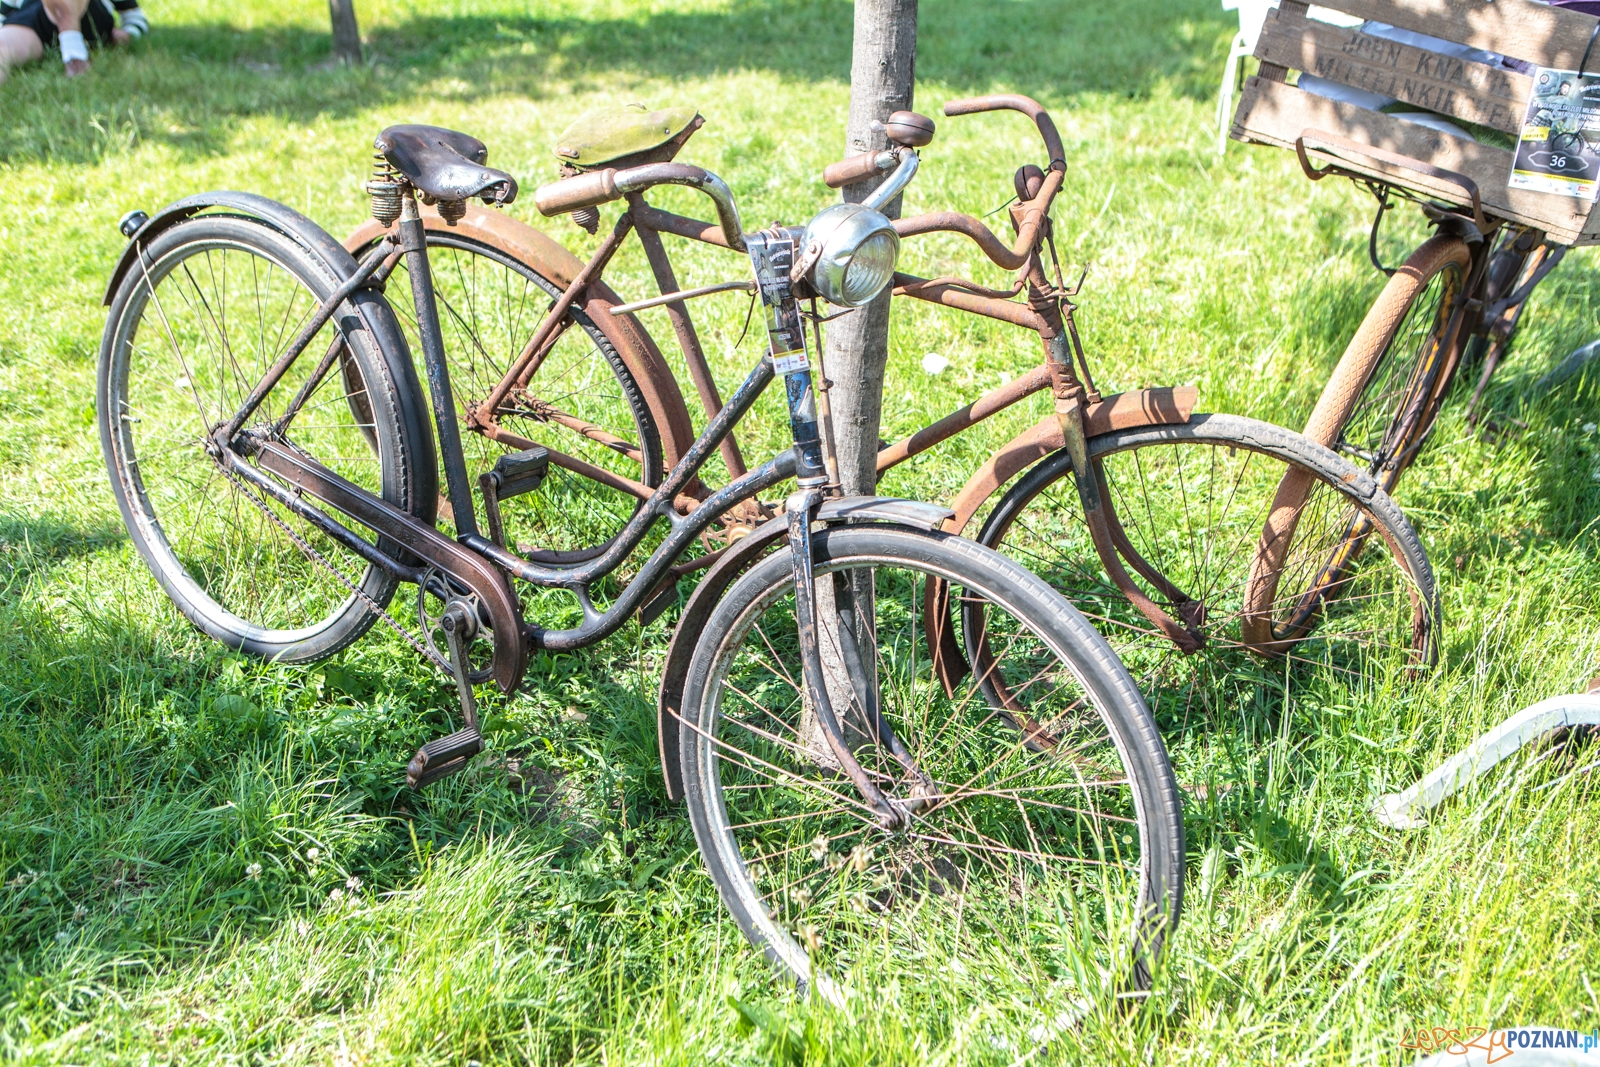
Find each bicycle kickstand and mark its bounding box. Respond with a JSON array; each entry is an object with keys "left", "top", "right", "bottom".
[{"left": 406, "top": 598, "right": 484, "bottom": 789}]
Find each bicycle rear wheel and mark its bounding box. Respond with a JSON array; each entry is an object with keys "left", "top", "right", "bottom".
[
  {"left": 357, "top": 229, "right": 665, "bottom": 563},
  {"left": 974, "top": 415, "right": 1437, "bottom": 724},
  {"left": 98, "top": 214, "right": 433, "bottom": 662},
  {"left": 678, "top": 525, "right": 1185, "bottom": 996},
  {"left": 1302, "top": 234, "right": 1472, "bottom": 490}
]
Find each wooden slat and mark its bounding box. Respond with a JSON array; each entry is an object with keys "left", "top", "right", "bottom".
[
  {"left": 1255, "top": 6, "right": 1532, "bottom": 133},
  {"left": 1304, "top": 0, "right": 1599, "bottom": 70},
  {"left": 1231, "top": 75, "right": 1595, "bottom": 244}
]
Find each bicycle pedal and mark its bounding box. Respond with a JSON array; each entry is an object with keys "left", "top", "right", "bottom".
[
  {"left": 489, "top": 446, "right": 549, "bottom": 500},
  {"left": 638, "top": 582, "right": 677, "bottom": 628},
  {"left": 406, "top": 727, "right": 482, "bottom": 789}
]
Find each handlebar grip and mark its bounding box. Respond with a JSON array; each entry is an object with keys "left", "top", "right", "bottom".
[
  {"left": 823, "top": 151, "right": 891, "bottom": 189},
  {"left": 534, "top": 169, "right": 620, "bottom": 217},
  {"left": 942, "top": 94, "right": 1066, "bottom": 168}
]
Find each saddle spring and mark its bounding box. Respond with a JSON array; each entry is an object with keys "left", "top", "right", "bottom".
[{"left": 367, "top": 152, "right": 403, "bottom": 226}]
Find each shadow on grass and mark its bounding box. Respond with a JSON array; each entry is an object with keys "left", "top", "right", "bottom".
[
  {"left": 0, "top": 0, "right": 1232, "bottom": 165},
  {"left": 0, "top": 556, "right": 682, "bottom": 972},
  {"left": 0, "top": 510, "right": 125, "bottom": 597}
]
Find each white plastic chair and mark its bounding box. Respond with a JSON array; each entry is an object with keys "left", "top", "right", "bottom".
[{"left": 1217, "top": 0, "right": 1277, "bottom": 153}]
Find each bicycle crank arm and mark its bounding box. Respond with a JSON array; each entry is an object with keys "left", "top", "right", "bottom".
[{"left": 241, "top": 439, "right": 528, "bottom": 692}]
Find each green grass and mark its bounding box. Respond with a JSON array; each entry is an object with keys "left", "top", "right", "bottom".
[{"left": 2, "top": 0, "right": 1599, "bottom": 1062}]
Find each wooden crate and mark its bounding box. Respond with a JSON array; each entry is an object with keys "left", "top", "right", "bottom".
[{"left": 1230, "top": 0, "right": 1600, "bottom": 245}]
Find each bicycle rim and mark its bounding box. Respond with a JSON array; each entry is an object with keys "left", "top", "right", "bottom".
[
  {"left": 99, "top": 219, "right": 415, "bottom": 659},
  {"left": 680, "top": 526, "right": 1184, "bottom": 996},
  {"left": 975, "top": 415, "right": 1436, "bottom": 726},
  {"left": 371, "top": 233, "right": 665, "bottom": 563}
]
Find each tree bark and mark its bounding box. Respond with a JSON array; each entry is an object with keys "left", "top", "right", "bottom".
[
  {"left": 799, "top": 0, "right": 917, "bottom": 769},
  {"left": 329, "top": 0, "right": 362, "bottom": 65},
  {"left": 824, "top": 0, "right": 917, "bottom": 497}
]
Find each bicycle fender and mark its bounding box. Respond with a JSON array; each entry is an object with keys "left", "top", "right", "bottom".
[
  {"left": 924, "top": 386, "right": 1196, "bottom": 696},
  {"left": 105, "top": 191, "right": 366, "bottom": 306},
  {"left": 104, "top": 190, "right": 441, "bottom": 529},
  {"left": 656, "top": 495, "right": 954, "bottom": 803},
  {"left": 940, "top": 386, "right": 1198, "bottom": 536}
]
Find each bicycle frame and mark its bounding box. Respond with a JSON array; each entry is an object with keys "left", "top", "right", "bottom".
[
  {"left": 212, "top": 183, "right": 905, "bottom": 695},
  {"left": 441, "top": 94, "right": 1213, "bottom": 652}
]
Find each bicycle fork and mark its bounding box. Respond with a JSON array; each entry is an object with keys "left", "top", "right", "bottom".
[
  {"left": 1042, "top": 290, "right": 1206, "bottom": 654},
  {"left": 747, "top": 226, "right": 933, "bottom": 829}
]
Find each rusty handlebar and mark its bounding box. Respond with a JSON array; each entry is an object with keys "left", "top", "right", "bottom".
[
  {"left": 823, "top": 150, "right": 898, "bottom": 190},
  {"left": 943, "top": 94, "right": 1066, "bottom": 170},
  {"left": 894, "top": 165, "right": 1064, "bottom": 271},
  {"left": 873, "top": 94, "right": 1064, "bottom": 271},
  {"left": 534, "top": 163, "right": 747, "bottom": 250}
]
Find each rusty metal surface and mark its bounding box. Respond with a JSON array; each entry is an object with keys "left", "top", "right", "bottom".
[
  {"left": 634, "top": 217, "right": 749, "bottom": 479},
  {"left": 343, "top": 204, "right": 700, "bottom": 472},
  {"left": 893, "top": 171, "right": 1062, "bottom": 270},
  {"left": 249, "top": 439, "right": 527, "bottom": 693},
  {"left": 938, "top": 387, "right": 1200, "bottom": 536},
  {"left": 942, "top": 93, "right": 1067, "bottom": 166},
  {"left": 891, "top": 273, "right": 1048, "bottom": 330},
  {"left": 876, "top": 364, "right": 1052, "bottom": 473},
  {"left": 631, "top": 203, "right": 733, "bottom": 248}
]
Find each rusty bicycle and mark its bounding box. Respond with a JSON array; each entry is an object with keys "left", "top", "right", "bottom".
[
  {"left": 345, "top": 97, "right": 1440, "bottom": 731},
  {"left": 99, "top": 123, "right": 1187, "bottom": 994}
]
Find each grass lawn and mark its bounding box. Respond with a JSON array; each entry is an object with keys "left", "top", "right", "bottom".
[{"left": 2, "top": 0, "right": 1599, "bottom": 1062}]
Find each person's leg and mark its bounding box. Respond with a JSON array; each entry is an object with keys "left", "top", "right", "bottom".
[
  {"left": 0, "top": 22, "right": 45, "bottom": 84},
  {"left": 39, "top": 0, "right": 90, "bottom": 74}
]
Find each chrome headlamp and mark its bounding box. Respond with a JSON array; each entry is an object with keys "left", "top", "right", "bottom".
[{"left": 797, "top": 202, "right": 901, "bottom": 307}]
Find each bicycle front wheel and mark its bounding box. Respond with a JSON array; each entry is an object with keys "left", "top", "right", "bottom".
[
  {"left": 975, "top": 415, "right": 1437, "bottom": 723},
  {"left": 98, "top": 213, "right": 434, "bottom": 662},
  {"left": 678, "top": 524, "right": 1185, "bottom": 996}
]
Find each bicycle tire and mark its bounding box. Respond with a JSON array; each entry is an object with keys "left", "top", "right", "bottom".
[
  {"left": 972, "top": 414, "right": 1438, "bottom": 723},
  {"left": 99, "top": 213, "right": 433, "bottom": 662},
  {"left": 677, "top": 524, "right": 1185, "bottom": 996},
  {"left": 352, "top": 229, "right": 666, "bottom": 564},
  {"left": 1302, "top": 234, "right": 1472, "bottom": 490}
]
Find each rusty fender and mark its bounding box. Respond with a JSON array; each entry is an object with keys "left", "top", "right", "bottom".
[
  {"left": 942, "top": 386, "right": 1198, "bottom": 535},
  {"left": 925, "top": 386, "right": 1198, "bottom": 695}
]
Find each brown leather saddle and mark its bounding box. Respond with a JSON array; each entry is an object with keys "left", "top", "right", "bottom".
[{"left": 375, "top": 125, "right": 518, "bottom": 205}]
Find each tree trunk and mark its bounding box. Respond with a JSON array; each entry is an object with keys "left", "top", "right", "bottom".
[
  {"left": 824, "top": 0, "right": 917, "bottom": 497},
  {"left": 799, "top": 0, "right": 917, "bottom": 769},
  {"left": 329, "top": 0, "right": 362, "bottom": 65}
]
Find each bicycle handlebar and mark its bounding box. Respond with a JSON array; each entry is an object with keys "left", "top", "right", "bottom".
[
  {"left": 823, "top": 150, "right": 897, "bottom": 190},
  {"left": 535, "top": 163, "right": 747, "bottom": 250},
  {"left": 942, "top": 94, "right": 1066, "bottom": 170}
]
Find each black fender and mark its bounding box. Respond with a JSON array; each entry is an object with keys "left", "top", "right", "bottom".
[
  {"left": 107, "top": 191, "right": 365, "bottom": 305},
  {"left": 656, "top": 496, "right": 954, "bottom": 802},
  {"left": 103, "top": 191, "right": 438, "bottom": 524}
]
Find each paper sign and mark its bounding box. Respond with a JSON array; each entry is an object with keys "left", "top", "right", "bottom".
[
  {"left": 1509, "top": 67, "right": 1600, "bottom": 201},
  {"left": 745, "top": 232, "right": 809, "bottom": 373}
]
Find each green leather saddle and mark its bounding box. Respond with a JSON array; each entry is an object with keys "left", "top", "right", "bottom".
[{"left": 553, "top": 104, "right": 704, "bottom": 171}]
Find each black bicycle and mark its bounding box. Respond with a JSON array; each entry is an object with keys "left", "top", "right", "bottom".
[{"left": 98, "top": 124, "right": 1184, "bottom": 996}]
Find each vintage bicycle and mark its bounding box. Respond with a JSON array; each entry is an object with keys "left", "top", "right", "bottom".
[
  {"left": 1230, "top": 0, "right": 1600, "bottom": 511},
  {"left": 342, "top": 97, "right": 1439, "bottom": 734},
  {"left": 98, "top": 124, "right": 1187, "bottom": 993}
]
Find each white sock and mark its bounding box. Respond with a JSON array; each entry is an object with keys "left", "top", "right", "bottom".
[
  {"left": 119, "top": 8, "right": 146, "bottom": 37},
  {"left": 59, "top": 30, "right": 88, "bottom": 63}
]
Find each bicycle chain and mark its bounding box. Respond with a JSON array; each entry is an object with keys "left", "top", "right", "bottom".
[{"left": 215, "top": 459, "right": 447, "bottom": 670}]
